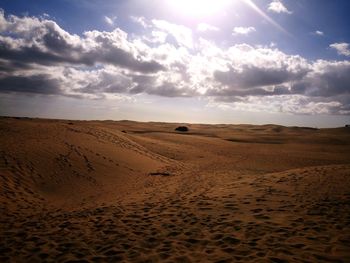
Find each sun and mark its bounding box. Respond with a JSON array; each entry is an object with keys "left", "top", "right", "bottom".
[{"left": 167, "top": 0, "right": 231, "bottom": 17}]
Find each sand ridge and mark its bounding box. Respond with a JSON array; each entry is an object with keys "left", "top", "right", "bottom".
[{"left": 1, "top": 117, "right": 350, "bottom": 262}]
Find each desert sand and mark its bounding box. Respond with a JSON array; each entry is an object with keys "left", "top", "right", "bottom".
[{"left": 0, "top": 116, "right": 349, "bottom": 262}]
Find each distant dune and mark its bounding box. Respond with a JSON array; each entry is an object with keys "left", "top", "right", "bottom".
[{"left": 1, "top": 117, "right": 350, "bottom": 262}]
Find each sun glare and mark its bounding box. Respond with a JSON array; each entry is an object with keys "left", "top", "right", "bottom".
[{"left": 167, "top": 0, "right": 231, "bottom": 17}]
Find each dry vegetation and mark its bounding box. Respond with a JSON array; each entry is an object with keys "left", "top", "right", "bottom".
[{"left": 1, "top": 117, "right": 350, "bottom": 262}]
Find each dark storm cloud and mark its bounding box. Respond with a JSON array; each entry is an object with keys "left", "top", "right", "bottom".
[
  {"left": 207, "top": 85, "right": 292, "bottom": 97},
  {"left": 0, "top": 75, "right": 61, "bottom": 94},
  {"left": 0, "top": 59, "right": 33, "bottom": 72},
  {"left": 93, "top": 47, "right": 165, "bottom": 73},
  {"left": 213, "top": 65, "right": 308, "bottom": 92},
  {"left": 0, "top": 43, "right": 73, "bottom": 66},
  {"left": 80, "top": 71, "right": 133, "bottom": 94},
  {"left": 306, "top": 61, "right": 350, "bottom": 97},
  {"left": 147, "top": 82, "right": 195, "bottom": 97},
  {"left": 128, "top": 74, "right": 155, "bottom": 94},
  {"left": 211, "top": 61, "right": 350, "bottom": 100},
  {"left": 279, "top": 61, "right": 350, "bottom": 99}
]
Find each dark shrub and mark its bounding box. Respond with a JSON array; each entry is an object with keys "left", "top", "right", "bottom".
[{"left": 175, "top": 126, "right": 189, "bottom": 132}]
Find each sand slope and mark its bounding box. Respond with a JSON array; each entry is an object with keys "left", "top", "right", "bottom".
[{"left": 1, "top": 117, "right": 350, "bottom": 262}]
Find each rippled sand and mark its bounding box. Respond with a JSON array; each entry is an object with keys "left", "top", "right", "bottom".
[{"left": 1, "top": 117, "right": 350, "bottom": 262}]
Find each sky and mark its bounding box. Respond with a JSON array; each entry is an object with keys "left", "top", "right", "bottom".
[{"left": 0, "top": 0, "right": 349, "bottom": 127}]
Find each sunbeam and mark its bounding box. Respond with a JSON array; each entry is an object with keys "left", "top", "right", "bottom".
[{"left": 243, "top": 0, "right": 292, "bottom": 37}]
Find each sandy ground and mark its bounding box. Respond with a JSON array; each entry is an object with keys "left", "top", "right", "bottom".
[{"left": 1, "top": 117, "right": 350, "bottom": 262}]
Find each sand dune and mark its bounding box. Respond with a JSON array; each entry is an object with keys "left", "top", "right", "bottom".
[{"left": 1, "top": 117, "right": 350, "bottom": 262}]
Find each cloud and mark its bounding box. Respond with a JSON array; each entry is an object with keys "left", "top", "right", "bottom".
[
  {"left": 303, "top": 60, "right": 350, "bottom": 97},
  {"left": 197, "top": 23, "right": 219, "bottom": 32},
  {"left": 232, "top": 26, "right": 256, "bottom": 35},
  {"left": 313, "top": 30, "right": 324, "bottom": 36},
  {"left": 104, "top": 15, "right": 116, "bottom": 26},
  {"left": 152, "top": 19, "right": 193, "bottom": 48},
  {"left": 0, "top": 11, "right": 349, "bottom": 115},
  {"left": 210, "top": 47, "right": 350, "bottom": 100},
  {"left": 0, "top": 74, "right": 62, "bottom": 95},
  {"left": 209, "top": 44, "right": 310, "bottom": 96},
  {"left": 330, "top": 42, "right": 350, "bottom": 57},
  {"left": 130, "top": 16, "right": 148, "bottom": 28},
  {"left": 208, "top": 95, "right": 349, "bottom": 115},
  {"left": 0, "top": 12, "right": 165, "bottom": 73},
  {"left": 213, "top": 66, "right": 302, "bottom": 93},
  {"left": 206, "top": 46, "right": 350, "bottom": 115},
  {"left": 42, "top": 13, "right": 50, "bottom": 19},
  {"left": 268, "top": 0, "right": 292, "bottom": 14}
]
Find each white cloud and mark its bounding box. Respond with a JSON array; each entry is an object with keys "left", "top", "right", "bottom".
[
  {"left": 148, "top": 30, "right": 168, "bottom": 44},
  {"left": 152, "top": 19, "right": 193, "bottom": 48},
  {"left": 104, "top": 16, "right": 117, "bottom": 26},
  {"left": 197, "top": 23, "right": 219, "bottom": 32},
  {"left": 130, "top": 16, "right": 148, "bottom": 28},
  {"left": 232, "top": 26, "right": 256, "bottom": 35},
  {"left": 42, "top": 13, "right": 50, "bottom": 19},
  {"left": 0, "top": 11, "right": 349, "bottom": 115},
  {"left": 268, "top": 0, "right": 292, "bottom": 14},
  {"left": 314, "top": 30, "right": 324, "bottom": 36},
  {"left": 330, "top": 42, "right": 350, "bottom": 56}
]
